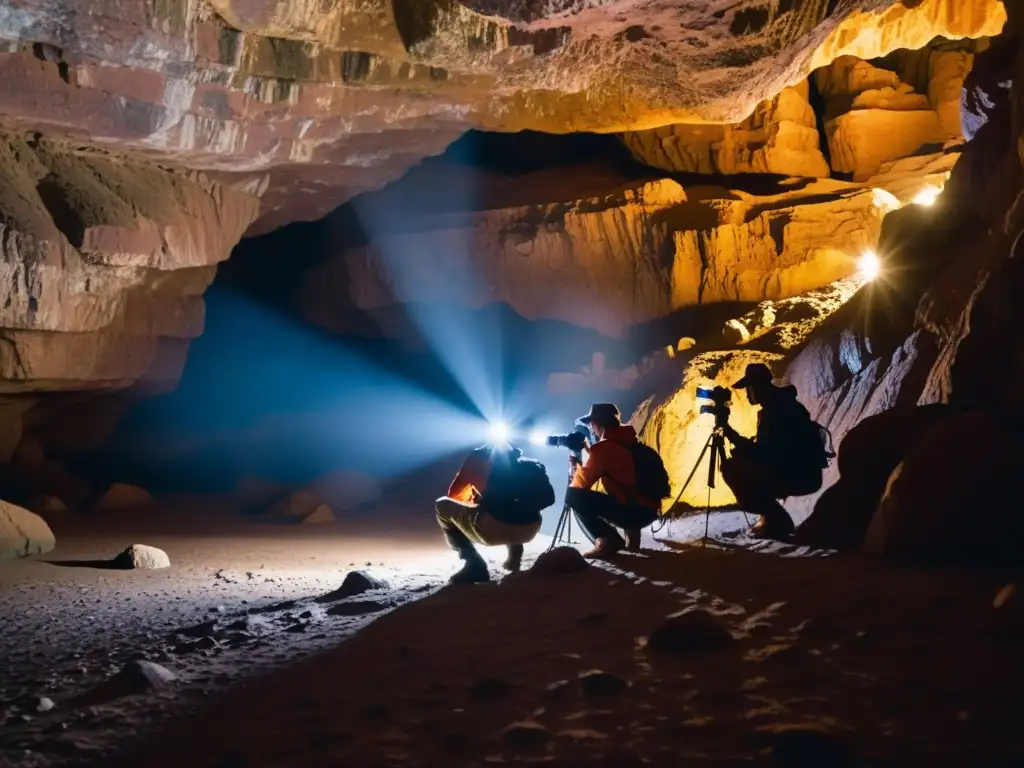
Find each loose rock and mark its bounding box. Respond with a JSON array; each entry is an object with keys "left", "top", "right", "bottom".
[
  {"left": 301, "top": 504, "right": 334, "bottom": 524},
  {"left": 315, "top": 570, "right": 389, "bottom": 602},
  {"left": 0, "top": 500, "right": 56, "bottom": 561},
  {"left": 529, "top": 547, "right": 588, "bottom": 576},
  {"left": 499, "top": 720, "right": 550, "bottom": 749},
  {"left": 646, "top": 609, "right": 734, "bottom": 654},
  {"left": 578, "top": 669, "right": 628, "bottom": 698},
  {"left": 754, "top": 720, "right": 853, "bottom": 765},
  {"left": 111, "top": 544, "right": 170, "bottom": 570}
]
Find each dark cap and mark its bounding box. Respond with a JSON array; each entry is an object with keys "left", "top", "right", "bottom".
[
  {"left": 577, "top": 403, "right": 621, "bottom": 426},
  {"left": 732, "top": 363, "right": 774, "bottom": 390}
]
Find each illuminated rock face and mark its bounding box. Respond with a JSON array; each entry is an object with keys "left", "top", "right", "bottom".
[
  {"left": 816, "top": 41, "right": 981, "bottom": 180},
  {"left": 0, "top": 0, "right": 1005, "bottom": 235},
  {"left": 619, "top": 84, "right": 830, "bottom": 179},
  {"left": 0, "top": 135, "right": 260, "bottom": 394},
  {"left": 307, "top": 175, "right": 890, "bottom": 337},
  {"left": 779, "top": 10, "right": 1024, "bottom": 542}
]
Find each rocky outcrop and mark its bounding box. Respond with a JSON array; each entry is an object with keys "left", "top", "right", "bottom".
[
  {"left": 0, "top": 0, "right": 1006, "bottom": 234},
  {"left": 865, "top": 412, "right": 1024, "bottom": 563},
  {"left": 816, "top": 39, "right": 981, "bottom": 181},
  {"left": 780, "top": 10, "right": 1024, "bottom": 543},
  {"left": 619, "top": 83, "right": 830, "bottom": 179},
  {"left": 0, "top": 136, "right": 259, "bottom": 394},
  {"left": 308, "top": 173, "right": 893, "bottom": 337}
]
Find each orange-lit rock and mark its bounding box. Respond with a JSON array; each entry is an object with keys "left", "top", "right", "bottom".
[
  {"left": 0, "top": 0, "right": 1005, "bottom": 233},
  {"left": 815, "top": 41, "right": 980, "bottom": 180},
  {"left": 307, "top": 171, "right": 893, "bottom": 337},
  {"left": 619, "top": 84, "right": 829, "bottom": 179}
]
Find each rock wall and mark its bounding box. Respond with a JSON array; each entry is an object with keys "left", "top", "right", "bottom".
[
  {"left": 781, "top": 8, "right": 1024, "bottom": 526},
  {"left": 620, "top": 37, "right": 983, "bottom": 183},
  {"left": 619, "top": 83, "right": 830, "bottom": 179},
  {"left": 305, "top": 174, "right": 892, "bottom": 337}
]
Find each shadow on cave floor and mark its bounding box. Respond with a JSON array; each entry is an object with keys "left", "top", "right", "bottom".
[{"left": 40, "top": 558, "right": 122, "bottom": 569}]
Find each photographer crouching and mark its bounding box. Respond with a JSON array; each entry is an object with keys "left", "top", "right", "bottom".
[
  {"left": 436, "top": 442, "right": 555, "bottom": 585},
  {"left": 565, "top": 403, "right": 669, "bottom": 560},
  {"left": 718, "top": 363, "right": 828, "bottom": 540}
]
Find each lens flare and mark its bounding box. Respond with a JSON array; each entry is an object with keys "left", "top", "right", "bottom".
[
  {"left": 912, "top": 186, "right": 941, "bottom": 207},
  {"left": 488, "top": 420, "right": 511, "bottom": 444},
  {"left": 858, "top": 250, "right": 881, "bottom": 282},
  {"left": 529, "top": 429, "right": 546, "bottom": 446}
]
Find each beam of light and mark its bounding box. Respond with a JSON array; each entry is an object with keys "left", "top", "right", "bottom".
[
  {"left": 528, "top": 429, "right": 547, "bottom": 446},
  {"left": 858, "top": 250, "right": 881, "bottom": 282},
  {"left": 348, "top": 172, "right": 505, "bottom": 425},
  {"left": 912, "top": 185, "right": 941, "bottom": 207},
  {"left": 124, "top": 286, "right": 490, "bottom": 485}
]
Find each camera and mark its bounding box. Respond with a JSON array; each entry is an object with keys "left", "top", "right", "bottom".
[
  {"left": 546, "top": 430, "right": 588, "bottom": 458},
  {"left": 696, "top": 385, "right": 732, "bottom": 428}
]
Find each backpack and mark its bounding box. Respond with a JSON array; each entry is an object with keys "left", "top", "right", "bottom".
[
  {"left": 482, "top": 456, "right": 556, "bottom": 523},
  {"left": 792, "top": 417, "right": 836, "bottom": 470},
  {"left": 627, "top": 443, "right": 672, "bottom": 500}
]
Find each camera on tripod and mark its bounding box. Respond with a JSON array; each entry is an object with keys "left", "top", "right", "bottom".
[
  {"left": 545, "top": 430, "right": 588, "bottom": 458},
  {"left": 696, "top": 385, "right": 732, "bottom": 429}
]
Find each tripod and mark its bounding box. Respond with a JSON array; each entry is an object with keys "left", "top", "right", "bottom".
[
  {"left": 655, "top": 426, "right": 731, "bottom": 547},
  {"left": 548, "top": 451, "right": 594, "bottom": 550}
]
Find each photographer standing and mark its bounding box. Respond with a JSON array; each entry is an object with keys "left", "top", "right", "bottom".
[
  {"left": 720, "top": 363, "right": 827, "bottom": 540},
  {"left": 566, "top": 403, "right": 668, "bottom": 560}
]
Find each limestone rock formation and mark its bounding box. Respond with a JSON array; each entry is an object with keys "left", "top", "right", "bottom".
[
  {"left": 620, "top": 83, "right": 830, "bottom": 179},
  {"left": 816, "top": 40, "right": 981, "bottom": 181},
  {"left": 780, "top": 10, "right": 1024, "bottom": 537},
  {"left": 0, "top": 0, "right": 1005, "bottom": 236},
  {"left": 0, "top": 136, "right": 259, "bottom": 394},
  {"left": 308, "top": 173, "right": 893, "bottom": 337},
  {"left": 0, "top": 499, "right": 56, "bottom": 560}
]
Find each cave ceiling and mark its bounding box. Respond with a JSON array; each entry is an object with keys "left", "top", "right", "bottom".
[{"left": 0, "top": 0, "right": 1007, "bottom": 233}]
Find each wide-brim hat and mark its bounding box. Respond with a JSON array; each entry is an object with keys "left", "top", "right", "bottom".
[
  {"left": 577, "top": 403, "right": 621, "bottom": 425},
  {"left": 732, "top": 362, "right": 774, "bottom": 390}
]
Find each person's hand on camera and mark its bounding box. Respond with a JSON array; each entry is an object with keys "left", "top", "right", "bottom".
[{"left": 568, "top": 455, "right": 581, "bottom": 472}]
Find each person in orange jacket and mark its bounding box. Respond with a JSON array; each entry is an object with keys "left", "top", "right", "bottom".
[{"left": 566, "top": 403, "right": 661, "bottom": 559}]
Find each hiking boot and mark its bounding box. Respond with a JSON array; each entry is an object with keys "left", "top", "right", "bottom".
[
  {"left": 583, "top": 537, "right": 622, "bottom": 560},
  {"left": 625, "top": 528, "right": 643, "bottom": 552},
  {"left": 449, "top": 554, "right": 491, "bottom": 585},
  {"left": 502, "top": 544, "right": 524, "bottom": 572},
  {"left": 750, "top": 514, "right": 795, "bottom": 541}
]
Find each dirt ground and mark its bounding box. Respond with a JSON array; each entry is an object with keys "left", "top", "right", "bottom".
[{"left": 2, "top": 501, "right": 1023, "bottom": 767}]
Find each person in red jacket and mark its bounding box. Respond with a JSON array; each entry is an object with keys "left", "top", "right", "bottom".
[{"left": 565, "top": 403, "right": 660, "bottom": 560}]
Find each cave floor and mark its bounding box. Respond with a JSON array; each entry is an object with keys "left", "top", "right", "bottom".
[{"left": 2, "top": 503, "right": 1023, "bottom": 767}]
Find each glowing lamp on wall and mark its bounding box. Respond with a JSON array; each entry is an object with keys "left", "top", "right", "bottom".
[{"left": 858, "top": 250, "right": 881, "bottom": 282}]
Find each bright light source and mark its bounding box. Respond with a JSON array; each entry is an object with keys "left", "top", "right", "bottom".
[
  {"left": 528, "top": 429, "right": 546, "bottom": 446},
  {"left": 488, "top": 420, "right": 511, "bottom": 444},
  {"left": 858, "top": 250, "right": 881, "bottom": 282},
  {"left": 871, "top": 187, "right": 901, "bottom": 213},
  {"left": 912, "top": 186, "right": 941, "bottom": 207}
]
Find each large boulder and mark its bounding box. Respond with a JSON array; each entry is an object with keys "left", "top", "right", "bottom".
[
  {"left": 793, "top": 404, "right": 952, "bottom": 550},
  {"left": 94, "top": 483, "right": 154, "bottom": 512},
  {"left": 303, "top": 470, "right": 382, "bottom": 512},
  {"left": 865, "top": 412, "right": 1024, "bottom": 564},
  {"left": 0, "top": 500, "right": 56, "bottom": 561}
]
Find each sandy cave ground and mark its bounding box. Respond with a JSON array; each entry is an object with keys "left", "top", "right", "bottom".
[{"left": 1, "top": 501, "right": 1023, "bottom": 767}]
